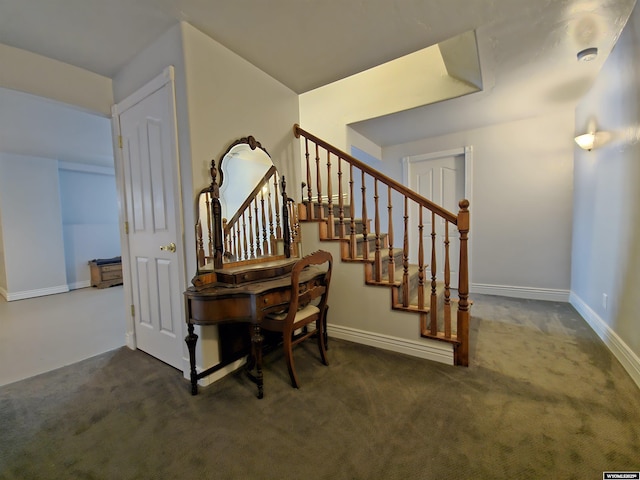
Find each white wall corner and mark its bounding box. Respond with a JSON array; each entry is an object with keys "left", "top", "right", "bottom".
[{"left": 570, "top": 292, "right": 640, "bottom": 390}]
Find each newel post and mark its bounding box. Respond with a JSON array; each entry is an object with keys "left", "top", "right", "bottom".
[{"left": 455, "top": 199, "right": 470, "bottom": 366}]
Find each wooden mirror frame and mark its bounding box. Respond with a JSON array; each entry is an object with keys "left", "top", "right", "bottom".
[{"left": 193, "top": 136, "right": 295, "bottom": 283}]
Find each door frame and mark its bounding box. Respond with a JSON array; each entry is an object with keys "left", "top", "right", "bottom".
[
  {"left": 402, "top": 146, "right": 474, "bottom": 289},
  {"left": 110, "top": 66, "right": 187, "bottom": 354}
]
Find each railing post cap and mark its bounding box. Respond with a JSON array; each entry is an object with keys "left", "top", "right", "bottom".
[{"left": 459, "top": 199, "right": 470, "bottom": 210}]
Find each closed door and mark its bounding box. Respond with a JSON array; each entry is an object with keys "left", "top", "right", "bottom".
[
  {"left": 408, "top": 155, "right": 465, "bottom": 287},
  {"left": 115, "top": 77, "right": 184, "bottom": 370}
]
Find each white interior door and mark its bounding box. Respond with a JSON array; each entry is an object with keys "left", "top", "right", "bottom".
[
  {"left": 115, "top": 73, "right": 184, "bottom": 370},
  {"left": 408, "top": 154, "right": 465, "bottom": 287}
]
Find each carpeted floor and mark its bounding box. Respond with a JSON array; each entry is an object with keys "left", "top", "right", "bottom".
[{"left": 1, "top": 294, "right": 639, "bottom": 479}]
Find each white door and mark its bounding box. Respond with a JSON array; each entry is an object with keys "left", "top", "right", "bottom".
[
  {"left": 114, "top": 72, "right": 184, "bottom": 370},
  {"left": 407, "top": 154, "right": 465, "bottom": 287}
]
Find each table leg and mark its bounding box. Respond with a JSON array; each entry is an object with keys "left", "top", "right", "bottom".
[
  {"left": 251, "top": 324, "right": 264, "bottom": 399},
  {"left": 185, "top": 323, "right": 199, "bottom": 395}
]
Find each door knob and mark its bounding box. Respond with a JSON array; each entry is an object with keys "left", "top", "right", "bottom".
[{"left": 160, "top": 242, "right": 176, "bottom": 253}]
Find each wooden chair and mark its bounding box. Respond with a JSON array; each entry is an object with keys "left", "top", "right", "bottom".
[{"left": 261, "top": 250, "right": 333, "bottom": 388}]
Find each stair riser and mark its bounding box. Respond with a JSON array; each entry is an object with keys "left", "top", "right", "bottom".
[
  {"left": 309, "top": 202, "right": 348, "bottom": 218},
  {"left": 333, "top": 219, "right": 367, "bottom": 235},
  {"left": 373, "top": 250, "right": 404, "bottom": 278},
  {"left": 354, "top": 234, "right": 388, "bottom": 257}
]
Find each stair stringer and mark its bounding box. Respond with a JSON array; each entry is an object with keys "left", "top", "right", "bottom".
[{"left": 298, "top": 222, "right": 454, "bottom": 365}]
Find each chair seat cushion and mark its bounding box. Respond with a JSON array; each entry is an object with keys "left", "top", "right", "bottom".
[{"left": 266, "top": 304, "right": 320, "bottom": 322}]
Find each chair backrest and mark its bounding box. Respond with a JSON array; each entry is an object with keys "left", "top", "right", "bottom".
[{"left": 287, "top": 250, "right": 333, "bottom": 325}]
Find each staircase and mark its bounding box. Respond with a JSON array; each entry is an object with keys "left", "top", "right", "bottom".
[{"left": 293, "top": 124, "right": 471, "bottom": 366}]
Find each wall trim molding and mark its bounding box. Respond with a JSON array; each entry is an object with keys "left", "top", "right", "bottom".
[
  {"left": 111, "top": 66, "right": 174, "bottom": 116},
  {"left": 4, "top": 284, "right": 70, "bottom": 301},
  {"left": 68, "top": 280, "right": 91, "bottom": 290},
  {"left": 58, "top": 161, "right": 115, "bottom": 176},
  {"left": 328, "top": 324, "right": 454, "bottom": 365},
  {"left": 471, "top": 283, "right": 570, "bottom": 302},
  {"left": 570, "top": 292, "right": 640, "bottom": 389}
]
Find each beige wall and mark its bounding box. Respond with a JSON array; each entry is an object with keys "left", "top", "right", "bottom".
[
  {"left": 181, "top": 22, "right": 300, "bottom": 231},
  {"left": 572, "top": 4, "right": 640, "bottom": 386}
]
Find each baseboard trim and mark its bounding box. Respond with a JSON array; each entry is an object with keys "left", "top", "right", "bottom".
[
  {"left": 69, "top": 280, "right": 91, "bottom": 290},
  {"left": 570, "top": 292, "right": 640, "bottom": 389},
  {"left": 328, "top": 324, "right": 454, "bottom": 365},
  {"left": 4, "top": 285, "right": 70, "bottom": 301},
  {"left": 125, "top": 330, "right": 136, "bottom": 350},
  {"left": 472, "top": 283, "right": 570, "bottom": 302}
]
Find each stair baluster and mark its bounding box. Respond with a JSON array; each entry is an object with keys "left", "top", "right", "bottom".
[
  {"left": 349, "top": 164, "right": 357, "bottom": 259},
  {"left": 241, "top": 212, "right": 248, "bottom": 260},
  {"left": 402, "top": 196, "right": 410, "bottom": 307},
  {"left": 326, "top": 151, "right": 335, "bottom": 238},
  {"left": 444, "top": 221, "right": 452, "bottom": 339},
  {"left": 360, "top": 170, "right": 369, "bottom": 261},
  {"left": 260, "top": 190, "right": 268, "bottom": 255},
  {"left": 268, "top": 185, "right": 275, "bottom": 253},
  {"left": 417, "top": 206, "right": 425, "bottom": 310},
  {"left": 374, "top": 179, "right": 382, "bottom": 282},
  {"left": 305, "top": 138, "right": 312, "bottom": 218},
  {"left": 315, "top": 144, "right": 323, "bottom": 219},
  {"left": 253, "top": 198, "right": 261, "bottom": 257},
  {"left": 274, "top": 174, "right": 282, "bottom": 240},
  {"left": 430, "top": 210, "right": 438, "bottom": 336},
  {"left": 337, "top": 157, "right": 346, "bottom": 238},
  {"left": 387, "top": 186, "right": 395, "bottom": 284}
]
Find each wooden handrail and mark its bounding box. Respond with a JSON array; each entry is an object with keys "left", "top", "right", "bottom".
[{"left": 294, "top": 124, "right": 458, "bottom": 224}]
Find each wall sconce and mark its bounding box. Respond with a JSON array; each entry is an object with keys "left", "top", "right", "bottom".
[{"left": 574, "top": 132, "right": 596, "bottom": 151}]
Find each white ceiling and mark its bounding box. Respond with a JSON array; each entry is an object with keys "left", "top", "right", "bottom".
[{"left": 0, "top": 0, "right": 636, "bottom": 158}]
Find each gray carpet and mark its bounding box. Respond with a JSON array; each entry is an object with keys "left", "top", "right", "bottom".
[{"left": 1, "top": 294, "right": 639, "bottom": 479}]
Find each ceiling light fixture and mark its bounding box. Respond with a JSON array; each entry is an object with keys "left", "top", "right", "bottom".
[
  {"left": 574, "top": 132, "right": 596, "bottom": 151},
  {"left": 577, "top": 47, "right": 598, "bottom": 62}
]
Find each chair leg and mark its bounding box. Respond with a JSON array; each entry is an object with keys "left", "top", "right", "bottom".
[
  {"left": 283, "top": 332, "right": 300, "bottom": 388},
  {"left": 323, "top": 305, "right": 329, "bottom": 350},
  {"left": 317, "top": 317, "right": 329, "bottom": 366}
]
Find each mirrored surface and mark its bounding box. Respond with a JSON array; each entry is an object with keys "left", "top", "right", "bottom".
[
  {"left": 219, "top": 141, "right": 273, "bottom": 222},
  {"left": 195, "top": 136, "right": 296, "bottom": 275}
]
